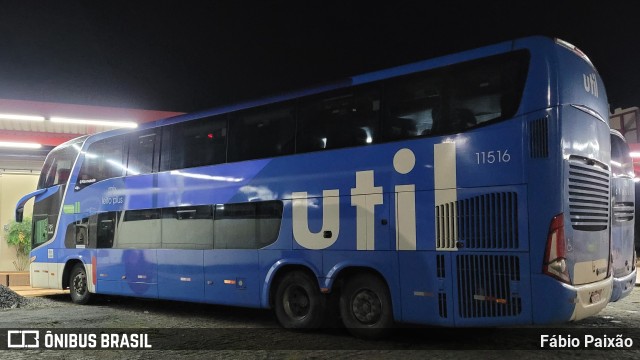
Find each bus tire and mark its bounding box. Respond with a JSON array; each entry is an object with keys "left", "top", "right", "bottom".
[
  {"left": 274, "top": 271, "right": 326, "bottom": 329},
  {"left": 339, "top": 273, "right": 393, "bottom": 339},
  {"left": 69, "top": 264, "right": 91, "bottom": 305}
]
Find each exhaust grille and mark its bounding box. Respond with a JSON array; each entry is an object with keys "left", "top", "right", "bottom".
[
  {"left": 437, "top": 254, "right": 446, "bottom": 278},
  {"left": 567, "top": 157, "right": 610, "bottom": 231},
  {"left": 436, "top": 202, "right": 457, "bottom": 250},
  {"left": 456, "top": 255, "right": 522, "bottom": 318},
  {"left": 529, "top": 117, "right": 549, "bottom": 158},
  {"left": 612, "top": 202, "right": 634, "bottom": 222},
  {"left": 436, "top": 192, "right": 519, "bottom": 250},
  {"left": 458, "top": 192, "right": 519, "bottom": 249},
  {"left": 438, "top": 293, "right": 448, "bottom": 318},
  {"left": 437, "top": 254, "right": 448, "bottom": 318}
]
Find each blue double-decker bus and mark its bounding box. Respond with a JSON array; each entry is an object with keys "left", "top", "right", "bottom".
[{"left": 16, "top": 36, "right": 613, "bottom": 338}]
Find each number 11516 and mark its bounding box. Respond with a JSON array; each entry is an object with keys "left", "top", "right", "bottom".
[{"left": 476, "top": 150, "right": 511, "bottom": 164}]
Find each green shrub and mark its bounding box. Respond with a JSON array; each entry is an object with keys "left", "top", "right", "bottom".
[{"left": 5, "top": 217, "right": 32, "bottom": 271}]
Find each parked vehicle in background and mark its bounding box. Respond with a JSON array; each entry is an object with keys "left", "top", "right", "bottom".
[{"left": 609, "top": 130, "right": 637, "bottom": 302}]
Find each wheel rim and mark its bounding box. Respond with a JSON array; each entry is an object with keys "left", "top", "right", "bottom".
[
  {"left": 73, "top": 271, "right": 87, "bottom": 296},
  {"left": 351, "top": 289, "right": 382, "bottom": 325},
  {"left": 283, "top": 285, "right": 310, "bottom": 320}
]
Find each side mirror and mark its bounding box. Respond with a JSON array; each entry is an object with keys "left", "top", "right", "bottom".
[{"left": 15, "top": 188, "right": 47, "bottom": 224}]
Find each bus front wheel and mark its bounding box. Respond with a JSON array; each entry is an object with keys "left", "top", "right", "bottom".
[
  {"left": 274, "top": 271, "right": 326, "bottom": 329},
  {"left": 339, "top": 273, "right": 393, "bottom": 339},
  {"left": 69, "top": 264, "right": 91, "bottom": 305}
]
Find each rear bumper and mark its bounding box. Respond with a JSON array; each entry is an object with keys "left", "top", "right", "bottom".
[
  {"left": 532, "top": 274, "right": 611, "bottom": 324},
  {"left": 610, "top": 269, "right": 637, "bottom": 302},
  {"left": 570, "top": 276, "right": 613, "bottom": 321}
]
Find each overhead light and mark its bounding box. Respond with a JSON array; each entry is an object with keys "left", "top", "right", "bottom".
[
  {"left": 50, "top": 117, "right": 138, "bottom": 128},
  {"left": 0, "top": 113, "right": 45, "bottom": 121},
  {"left": 0, "top": 141, "right": 42, "bottom": 149}
]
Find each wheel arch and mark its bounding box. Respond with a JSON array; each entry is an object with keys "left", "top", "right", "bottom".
[
  {"left": 263, "top": 259, "right": 322, "bottom": 309},
  {"left": 326, "top": 263, "right": 399, "bottom": 322},
  {"left": 62, "top": 256, "right": 95, "bottom": 294},
  {"left": 62, "top": 259, "right": 85, "bottom": 290}
]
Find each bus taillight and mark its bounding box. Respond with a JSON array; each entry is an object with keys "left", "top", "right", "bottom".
[{"left": 543, "top": 214, "right": 571, "bottom": 284}]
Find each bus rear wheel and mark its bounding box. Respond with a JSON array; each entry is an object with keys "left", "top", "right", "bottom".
[
  {"left": 339, "top": 273, "right": 393, "bottom": 339},
  {"left": 274, "top": 271, "right": 326, "bottom": 329},
  {"left": 69, "top": 264, "right": 91, "bottom": 304}
]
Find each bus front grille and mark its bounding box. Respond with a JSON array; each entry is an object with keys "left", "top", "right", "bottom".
[{"left": 567, "top": 158, "right": 610, "bottom": 231}]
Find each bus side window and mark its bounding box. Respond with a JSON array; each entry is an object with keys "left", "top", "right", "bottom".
[
  {"left": 384, "top": 73, "right": 442, "bottom": 140},
  {"left": 447, "top": 53, "right": 526, "bottom": 126},
  {"left": 95, "top": 212, "right": 118, "bottom": 249},
  {"left": 127, "top": 130, "right": 157, "bottom": 175},
  {"left": 76, "top": 136, "right": 125, "bottom": 190},
  {"left": 213, "top": 201, "right": 283, "bottom": 249},
  {"left": 297, "top": 87, "right": 380, "bottom": 153},
  {"left": 214, "top": 203, "right": 257, "bottom": 249},
  {"left": 255, "top": 201, "right": 284, "bottom": 247},
  {"left": 161, "top": 206, "right": 214, "bottom": 250},
  {"left": 436, "top": 107, "right": 476, "bottom": 134},
  {"left": 228, "top": 105, "right": 295, "bottom": 162},
  {"left": 62, "top": 215, "right": 109, "bottom": 249},
  {"left": 115, "top": 209, "right": 161, "bottom": 249},
  {"left": 166, "top": 115, "right": 227, "bottom": 170}
]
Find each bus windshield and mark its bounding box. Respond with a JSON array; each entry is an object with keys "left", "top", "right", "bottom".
[{"left": 38, "top": 137, "right": 86, "bottom": 189}]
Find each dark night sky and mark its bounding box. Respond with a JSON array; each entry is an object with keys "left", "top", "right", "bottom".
[{"left": 0, "top": 1, "right": 638, "bottom": 114}]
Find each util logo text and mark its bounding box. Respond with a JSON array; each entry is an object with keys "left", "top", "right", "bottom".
[{"left": 291, "top": 148, "right": 420, "bottom": 251}]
